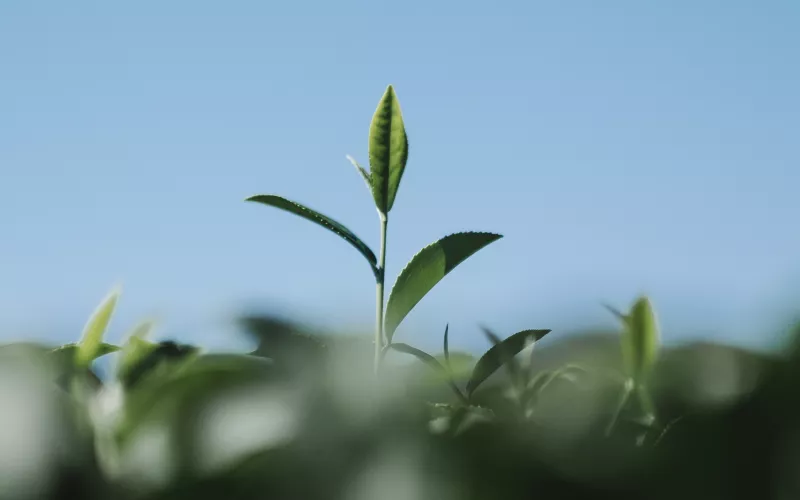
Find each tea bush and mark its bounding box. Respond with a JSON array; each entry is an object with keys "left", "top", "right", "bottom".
[{"left": 1, "top": 87, "right": 798, "bottom": 500}]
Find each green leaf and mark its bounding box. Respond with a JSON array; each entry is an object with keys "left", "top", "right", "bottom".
[
  {"left": 118, "top": 340, "right": 199, "bottom": 389},
  {"left": 116, "top": 320, "right": 157, "bottom": 384},
  {"left": 434, "top": 351, "right": 475, "bottom": 379},
  {"left": 390, "top": 343, "right": 467, "bottom": 403},
  {"left": 51, "top": 342, "right": 119, "bottom": 369},
  {"left": 384, "top": 232, "right": 503, "bottom": 341},
  {"left": 246, "top": 194, "right": 379, "bottom": 279},
  {"left": 481, "top": 327, "right": 520, "bottom": 385},
  {"left": 466, "top": 328, "right": 551, "bottom": 397},
  {"left": 390, "top": 342, "right": 448, "bottom": 376},
  {"left": 443, "top": 324, "right": 450, "bottom": 369},
  {"left": 368, "top": 85, "right": 408, "bottom": 213},
  {"left": 622, "top": 296, "right": 660, "bottom": 383},
  {"left": 75, "top": 287, "right": 121, "bottom": 369},
  {"left": 346, "top": 155, "right": 372, "bottom": 190}
]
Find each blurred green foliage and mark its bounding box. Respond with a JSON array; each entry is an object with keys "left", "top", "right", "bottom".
[{"left": 1, "top": 290, "right": 799, "bottom": 500}]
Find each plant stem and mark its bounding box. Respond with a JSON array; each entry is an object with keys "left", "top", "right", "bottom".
[
  {"left": 605, "top": 377, "right": 634, "bottom": 436},
  {"left": 374, "top": 212, "right": 388, "bottom": 374}
]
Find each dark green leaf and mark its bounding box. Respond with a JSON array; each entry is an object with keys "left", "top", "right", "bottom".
[
  {"left": 481, "top": 326, "right": 522, "bottom": 388},
  {"left": 246, "top": 194, "right": 379, "bottom": 279},
  {"left": 75, "top": 287, "right": 120, "bottom": 369},
  {"left": 467, "top": 328, "right": 551, "bottom": 397},
  {"left": 443, "top": 324, "right": 450, "bottom": 369},
  {"left": 384, "top": 232, "right": 503, "bottom": 341},
  {"left": 603, "top": 303, "right": 629, "bottom": 324},
  {"left": 368, "top": 85, "right": 408, "bottom": 213}
]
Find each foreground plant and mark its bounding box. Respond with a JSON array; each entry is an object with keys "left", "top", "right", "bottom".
[{"left": 246, "top": 86, "right": 503, "bottom": 373}]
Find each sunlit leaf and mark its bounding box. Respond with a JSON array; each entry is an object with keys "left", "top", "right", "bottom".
[
  {"left": 466, "top": 328, "right": 551, "bottom": 397},
  {"left": 246, "top": 194, "right": 379, "bottom": 279},
  {"left": 384, "top": 232, "right": 503, "bottom": 341},
  {"left": 75, "top": 287, "right": 121, "bottom": 369},
  {"left": 368, "top": 85, "right": 408, "bottom": 214}
]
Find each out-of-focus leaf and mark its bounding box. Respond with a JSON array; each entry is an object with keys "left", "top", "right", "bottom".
[
  {"left": 384, "top": 232, "right": 503, "bottom": 341},
  {"left": 240, "top": 315, "right": 327, "bottom": 357},
  {"left": 75, "top": 287, "right": 121, "bottom": 369},
  {"left": 603, "top": 303, "right": 629, "bottom": 324},
  {"left": 118, "top": 340, "right": 199, "bottom": 389},
  {"left": 115, "top": 319, "right": 156, "bottom": 376},
  {"left": 115, "top": 352, "right": 274, "bottom": 449},
  {"left": 467, "top": 328, "right": 551, "bottom": 397},
  {"left": 368, "top": 84, "right": 408, "bottom": 214},
  {"left": 622, "top": 296, "right": 660, "bottom": 383},
  {"left": 435, "top": 351, "right": 475, "bottom": 379},
  {"left": 245, "top": 194, "right": 379, "bottom": 279},
  {"left": 51, "top": 343, "right": 119, "bottom": 370},
  {"left": 428, "top": 403, "right": 494, "bottom": 436}
]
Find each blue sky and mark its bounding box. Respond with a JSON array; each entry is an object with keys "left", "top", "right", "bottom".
[{"left": 1, "top": 1, "right": 798, "bottom": 354}]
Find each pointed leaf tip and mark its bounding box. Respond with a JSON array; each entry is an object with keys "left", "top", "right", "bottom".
[
  {"left": 384, "top": 232, "right": 502, "bottom": 341},
  {"left": 76, "top": 287, "right": 122, "bottom": 368}
]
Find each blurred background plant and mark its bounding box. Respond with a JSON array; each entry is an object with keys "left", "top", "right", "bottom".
[{"left": 2, "top": 285, "right": 800, "bottom": 500}]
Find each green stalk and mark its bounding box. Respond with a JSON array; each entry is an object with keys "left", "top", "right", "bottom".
[
  {"left": 605, "top": 377, "right": 634, "bottom": 436},
  {"left": 375, "top": 212, "right": 388, "bottom": 373}
]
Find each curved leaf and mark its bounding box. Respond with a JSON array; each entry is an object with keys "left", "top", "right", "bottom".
[
  {"left": 384, "top": 232, "right": 503, "bottom": 340},
  {"left": 368, "top": 85, "right": 408, "bottom": 213},
  {"left": 75, "top": 287, "right": 121, "bottom": 369},
  {"left": 246, "top": 194, "right": 379, "bottom": 278},
  {"left": 443, "top": 324, "right": 450, "bottom": 368},
  {"left": 466, "top": 329, "right": 551, "bottom": 397},
  {"left": 51, "top": 342, "right": 119, "bottom": 369},
  {"left": 390, "top": 343, "right": 447, "bottom": 375},
  {"left": 390, "top": 343, "right": 467, "bottom": 403},
  {"left": 623, "top": 296, "right": 660, "bottom": 383}
]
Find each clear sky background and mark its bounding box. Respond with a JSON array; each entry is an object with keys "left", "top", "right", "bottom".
[{"left": 1, "top": 1, "right": 798, "bottom": 355}]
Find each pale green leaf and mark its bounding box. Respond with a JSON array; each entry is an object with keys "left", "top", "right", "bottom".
[
  {"left": 346, "top": 155, "right": 372, "bottom": 190},
  {"left": 622, "top": 296, "right": 660, "bottom": 382},
  {"left": 75, "top": 287, "right": 121, "bottom": 369}
]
